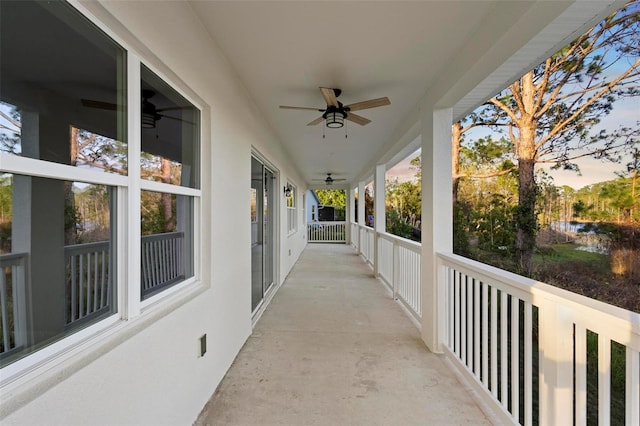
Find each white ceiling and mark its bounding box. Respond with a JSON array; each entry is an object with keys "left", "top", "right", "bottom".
[{"left": 188, "top": 0, "right": 619, "bottom": 187}]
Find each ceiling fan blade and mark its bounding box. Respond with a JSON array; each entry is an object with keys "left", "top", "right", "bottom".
[
  {"left": 320, "top": 87, "right": 339, "bottom": 107},
  {"left": 346, "top": 112, "right": 371, "bottom": 126},
  {"left": 158, "top": 114, "right": 195, "bottom": 125},
  {"left": 157, "top": 106, "right": 189, "bottom": 112},
  {"left": 81, "top": 99, "right": 118, "bottom": 111},
  {"left": 345, "top": 97, "right": 390, "bottom": 112},
  {"left": 307, "top": 116, "right": 324, "bottom": 126},
  {"left": 280, "top": 105, "right": 324, "bottom": 111}
]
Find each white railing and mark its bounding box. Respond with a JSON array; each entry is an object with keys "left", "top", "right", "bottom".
[
  {"left": 377, "top": 233, "right": 421, "bottom": 320},
  {"left": 438, "top": 252, "right": 640, "bottom": 425},
  {"left": 352, "top": 223, "right": 422, "bottom": 321},
  {"left": 0, "top": 253, "right": 27, "bottom": 356},
  {"left": 359, "top": 227, "right": 375, "bottom": 265},
  {"left": 141, "top": 231, "right": 184, "bottom": 298},
  {"left": 352, "top": 222, "right": 639, "bottom": 424},
  {"left": 350, "top": 222, "right": 359, "bottom": 250},
  {"left": 65, "top": 241, "right": 112, "bottom": 326},
  {"left": 307, "top": 221, "right": 346, "bottom": 242}
]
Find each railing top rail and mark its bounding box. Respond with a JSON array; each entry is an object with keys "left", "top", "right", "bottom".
[
  {"left": 64, "top": 241, "right": 110, "bottom": 255},
  {"left": 0, "top": 252, "right": 28, "bottom": 265},
  {"left": 377, "top": 231, "right": 421, "bottom": 251},
  {"left": 307, "top": 221, "right": 346, "bottom": 225},
  {"left": 437, "top": 252, "right": 640, "bottom": 343},
  {"left": 141, "top": 231, "right": 184, "bottom": 243}
]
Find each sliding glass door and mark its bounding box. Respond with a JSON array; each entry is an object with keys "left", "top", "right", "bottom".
[{"left": 250, "top": 156, "right": 276, "bottom": 313}]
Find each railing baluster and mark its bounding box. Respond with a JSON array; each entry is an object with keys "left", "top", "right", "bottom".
[
  {"left": 100, "top": 250, "right": 106, "bottom": 308},
  {"left": 71, "top": 255, "right": 77, "bottom": 322},
  {"left": 482, "top": 281, "right": 488, "bottom": 388},
  {"left": 474, "top": 278, "right": 480, "bottom": 379},
  {"left": 524, "top": 302, "right": 533, "bottom": 426},
  {"left": 626, "top": 347, "right": 640, "bottom": 425},
  {"left": 575, "top": 324, "right": 587, "bottom": 426},
  {"left": 598, "top": 335, "right": 611, "bottom": 426},
  {"left": 511, "top": 295, "right": 520, "bottom": 421},
  {"left": 461, "top": 273, "right": 467, "bottom": 366},
  {"left": 467, "top": 276, "right": 473, "bottom": 371},
  {"left": 454, "top": 271, "right": 460, "bottom": 357},
  {"left": 1, "top": 269, "right": 10, "bottom": 351},
  {"left": 86, "top": 252, "right": 92, "bottom": 316},
  {"left": 93, "top": 251, "right": 99, "bottom": 313},
  {"left": 79, "top": 254, "right": 84, "bottom": 319},
  {"left": 491, "top": 285, "right": 498, "bottom": 399},
  {"left": 501, "top": 290, "right": 508, "bottom": 408},
  {"left": 445, "top": 267, "right": 456, "bottom": 351}
]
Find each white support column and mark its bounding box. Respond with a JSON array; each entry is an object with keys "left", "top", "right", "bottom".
[
  {"left": 357, "top": 181, "right": 366, "bottom": 227},
  {"left": 349, "top": 187, "right": 356, "bottom": 224},
  {"left": 373, "top": 164, "right": 386, "bottom": 275},
  {"left": 348, "top": 186, "right": 356, "bottom": 248},
  {"left": 421, "top": 107, "right": 453, "bottom": 353},
  {"left": 374, "top": 164, "right": 386, "bottom": 234},
  {"left": 344, "top": 187, "right": 351, "bottom": 245},
  {"left": 357, "top": 180, "right": 366, "bottom": 256}
]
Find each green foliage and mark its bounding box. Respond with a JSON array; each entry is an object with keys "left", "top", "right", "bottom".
[
  {"left": 472, "top": 193, "right": 518, "bottom": 253},
  {"left": 385, "top": 209, "right": 414, "bottom": 240},
  {"left": 315, "top": 189, "right": 346, "bottom": 207},
  {"left": 141, "top": 191, "right": 175, "bottom": 235},
  {"left": 386, "top": 179, "right": 421, "bottom": 223},
  {"left": 0, "top": 174, "right": 12, "bottom": 223},
  {"left": 453, "top": 202, "right": 471, "bottom": 256}
]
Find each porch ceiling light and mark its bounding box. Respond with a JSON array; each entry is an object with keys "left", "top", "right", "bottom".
[
  {"left": 284, "top": 183, "right": 293, "bottom": 198},
  {"left": 323, "top": 106, "right": 346, "bottom": 129},
  {"left": 142, "top": 98, "right": 157, "bottom": 129}
]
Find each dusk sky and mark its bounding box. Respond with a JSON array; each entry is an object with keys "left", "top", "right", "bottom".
[{"left": 386, "top": 96, "right": 638, "bottom": 190}]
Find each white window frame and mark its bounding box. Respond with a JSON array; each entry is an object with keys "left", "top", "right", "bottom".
[{"left": 0, "top": 0, "right": 204, "bottom": 384}]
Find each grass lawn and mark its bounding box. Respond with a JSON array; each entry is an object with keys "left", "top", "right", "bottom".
[{"left": 534, "top": 243, "right": 607, "bottom": 265}]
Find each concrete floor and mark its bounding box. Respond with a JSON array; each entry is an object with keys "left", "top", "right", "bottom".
[{"left": 195, "top": 243, "right": 492, "bottom": 426}]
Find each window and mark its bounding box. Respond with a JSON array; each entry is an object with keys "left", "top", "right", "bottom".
[
  {"left": 0, "top": 1, "right": 201, "bottom": 370},
  {"left": 0, "top": 0, "right": 125, "bottom": 367},
  {"left": 286, "top": 182, "right": 297, "bottom": 234},
  {"left": 139, "top": 65, "right": 199, "bottom": 300}
]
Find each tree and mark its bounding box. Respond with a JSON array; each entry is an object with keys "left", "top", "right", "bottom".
[
  {"left": 315, "top": 189, "right": 346, "bottom": 207},
  {"left": 467, "top": 2, "right": 640, "bottom": 274}
]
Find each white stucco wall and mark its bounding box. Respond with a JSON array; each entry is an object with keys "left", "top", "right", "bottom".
[{"left": 1, "top": 1, "right": 307, "bottom": 424}]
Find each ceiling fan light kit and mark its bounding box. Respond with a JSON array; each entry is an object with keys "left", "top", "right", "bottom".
[
  {"left": 324, "top": 107, "right": 346, "bottom": 128},
  {"left": 312, "top": 173, "right": 347, "bottom": 186},
  {"left": 280, "top": 87, "right": 389, "bottom": 129},
  {"left": 142, "top": 101, "right": 157, "bottom": 129}
]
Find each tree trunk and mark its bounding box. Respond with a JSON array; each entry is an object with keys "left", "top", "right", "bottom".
[
  {"left": 452, "top": 121, "right": 462, "bottom": 211},
  {"left": 160, "top": 158, "right": 174, "bottom": 232},
  {"left": 515, "top": 118, "right": 538, "bottom": 275},
  {"left": 512, "top": 72, "right": 540, "bottom": 276}
]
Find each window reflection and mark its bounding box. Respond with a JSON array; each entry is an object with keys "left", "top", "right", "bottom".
[
  {"left": 140, "top": 190, "right": 194, "bottom": 299},
  {"left": 140, "top": 65, "right": 200, "bottom": 189},
  {"left": 0, "top": 1, "right": 127, "bottom": 170},
  {"left": 0, "top": 173, "right": 116, "bottom": 365}
]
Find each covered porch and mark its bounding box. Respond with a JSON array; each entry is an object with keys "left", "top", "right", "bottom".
[
  {"left": 1, "top": 1, "right": 638, "bottom": 425},
  {"left": 196, "top": 243, "right": 491, "bottom": 425}
]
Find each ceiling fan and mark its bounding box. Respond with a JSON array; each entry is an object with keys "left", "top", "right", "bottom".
[
  {"left": 81, "top": 89, "right": 188, "bottom": 129},
  {"left": 312, "top": 173, "right": 347, "bottom": 186},
  {"left": 280, "top": 87, "right": 390, "bottom": 128}
]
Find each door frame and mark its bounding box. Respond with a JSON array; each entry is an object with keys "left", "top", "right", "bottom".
[{"left": 250, "top": 150, "right": 281, "bottom": 324}]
